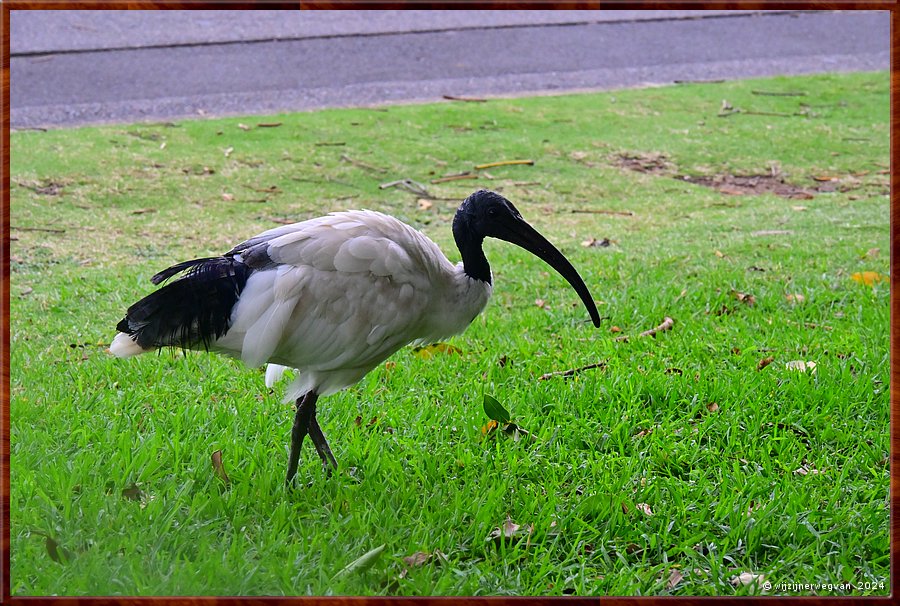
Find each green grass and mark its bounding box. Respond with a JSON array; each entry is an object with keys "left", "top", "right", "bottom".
[{"left": 9, "top": 72, "right": 889, "bottom": 596}]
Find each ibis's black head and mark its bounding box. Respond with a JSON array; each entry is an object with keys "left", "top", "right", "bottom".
[{"left": 453, "top": 190, "right": 602, "bottom": 327}]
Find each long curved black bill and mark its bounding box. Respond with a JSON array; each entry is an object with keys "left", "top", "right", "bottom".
[{"left": 496, "top": 219, "right": 602, "bottom": 327}]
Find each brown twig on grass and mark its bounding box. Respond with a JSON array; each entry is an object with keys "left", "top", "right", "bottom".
[
  {"left": 640, "top": 317, "right": 675, "bottom": 337},
  {"left": 539, "top": 361, "right": 607, "bottom": 381},
  {"left": 474, "top": 159, "right": 534, "bottom": 170},
  {"left": 718, "top": 109, "right": 796, "bottom": 118},
  {"left": 11, "top": 225, "right": 66, "bottom": 233},
  {"left": 751, "top": 90, "right": 807, "bottom": 97},
  {"left": 615, "top": 317, "right": 675, "bottom": 342},
  {"left": 431, "top": 172, "right": 478, "bottom": 184},
  {"left": 340, "top": 154, "right": 388, "bottom": 174}
]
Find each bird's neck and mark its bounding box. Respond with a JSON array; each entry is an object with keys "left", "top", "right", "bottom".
[{"left": 453, "top": 219, "right": 491, "bottom": 284}]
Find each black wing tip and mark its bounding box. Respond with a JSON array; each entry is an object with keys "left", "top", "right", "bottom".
[
  {"left": 122, "top": 256, "right": 251, "bottom": 350},
  {"left": 150, "top": 257, "right": 222, "bottom": 285}
]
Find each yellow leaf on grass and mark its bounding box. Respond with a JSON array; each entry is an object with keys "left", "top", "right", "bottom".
[
  {"left": 851, "top": 271, "right": 888, "bottom": 286},
  {"left": 481, "top": 420, "right": 499, "bottom": 435},
  {"left": 414, "top": 343, "right": 462, "bottom": 359}
]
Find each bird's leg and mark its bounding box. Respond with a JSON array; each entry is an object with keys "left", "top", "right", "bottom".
[
  {"left": 286, "top": 391, "right": 318, "bottom": 486},
  {"left": 308, "top": 415, "right": 338, "bottom": 474}
]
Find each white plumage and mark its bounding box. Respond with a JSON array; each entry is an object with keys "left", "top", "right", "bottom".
[
  {"left": 112, "top": 190, "right": 600, "bottom": 485},
  {"left": 212, "top": 210, "right": 491, "bottom": 398}
]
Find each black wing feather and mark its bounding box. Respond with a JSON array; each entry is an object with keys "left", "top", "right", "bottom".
[{"left": 117, "top": 256, "right": 252, "bottom": 351}]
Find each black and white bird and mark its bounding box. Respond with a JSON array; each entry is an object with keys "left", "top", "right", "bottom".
[{"left": 111, "top": 190, "right": 601, "bottom": 485}]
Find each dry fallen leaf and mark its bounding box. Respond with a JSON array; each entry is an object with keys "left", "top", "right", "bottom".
[
  {"left": 730, "top": 571, "right": 766, "bottom": 587},
  {"left": 666, "top": 568, "right": 684, "bottom": 590},
  {"left": 501, "top": 422, "right": 532, "bottom": 442},
  {"left": 221, "top": 193, "right": 234, "bottom": 201},
  {"left": 121, "top": 484, "right": 143, "bottom": 501},
  {"left": 785, "top": 293, "right": 805, "bottom": 304},
  {"left": 211, "top": 450, "right": 230, "bottom": 484},
  {"left": 731, "top": 290, "right": 756, "bottom": 306},
  {"left": 534, "top": 298, "right": 548, "bottom": 309},
  {"left": 714, "top": 249, "right": 725, "bottom": 258},
  {"left": 850, "top": 271, "right": 888, "bottom": 286},
  {"left": 44, "top": 534, "right": 74, "bottom": 564},
  {"left": 635, "top": 503, "right": 653, "bottom": 516},
  {"left": 417, "top": 198, "right": 433, "bottom": 211},
  {"left": 403, "top": 551, "right": 431, "bottom": 567},
  {"left": 757, "top": 356, "right": 775, "bottom": 371},
  {"left": 791, "top": 205, "right": 808, "bottom": 211},
  {"left": 609, "top": 326, "right": 622, "bottom": 333},
  {"left": 237, "top": 123, "right": 251, "bottom": 131},
  {"left": 865, "top": 247, "right": 880, "bottom": 259},
  {"left": 706, "top": 402, "right": 719, "bottom": 412},
  {"left": 486, "top": 516, "right": 533, "bottom": 544},
  {"left": 581, "top": 237, "right": 611, "bottom": 248}
]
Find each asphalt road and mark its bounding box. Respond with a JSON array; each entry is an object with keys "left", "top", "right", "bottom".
[{"left": 10, "top": 10, "right": 890, "bottom": 129}]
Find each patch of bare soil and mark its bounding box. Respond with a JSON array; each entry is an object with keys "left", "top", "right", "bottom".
[
  {"left": 613, "top": 150, "right": 885, "bottom": 200},
  {"left": 677, "top": 174, "right": 817, "bottom": 200},
  {"left": 614, "top": 152, "right": 674, "bottom": 175}
]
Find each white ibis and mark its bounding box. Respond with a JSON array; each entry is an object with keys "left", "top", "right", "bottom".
[{"left": 111, "top": 190, "right": 601, "bottom": 485}]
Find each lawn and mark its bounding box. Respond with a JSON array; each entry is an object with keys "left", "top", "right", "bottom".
[{"left": 8, "top": 71, "right": 890, "bottom": 596}]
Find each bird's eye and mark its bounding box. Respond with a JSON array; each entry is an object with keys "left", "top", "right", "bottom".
[{"left": 487, "top": 207, "right": 499, "bottom": 218}]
